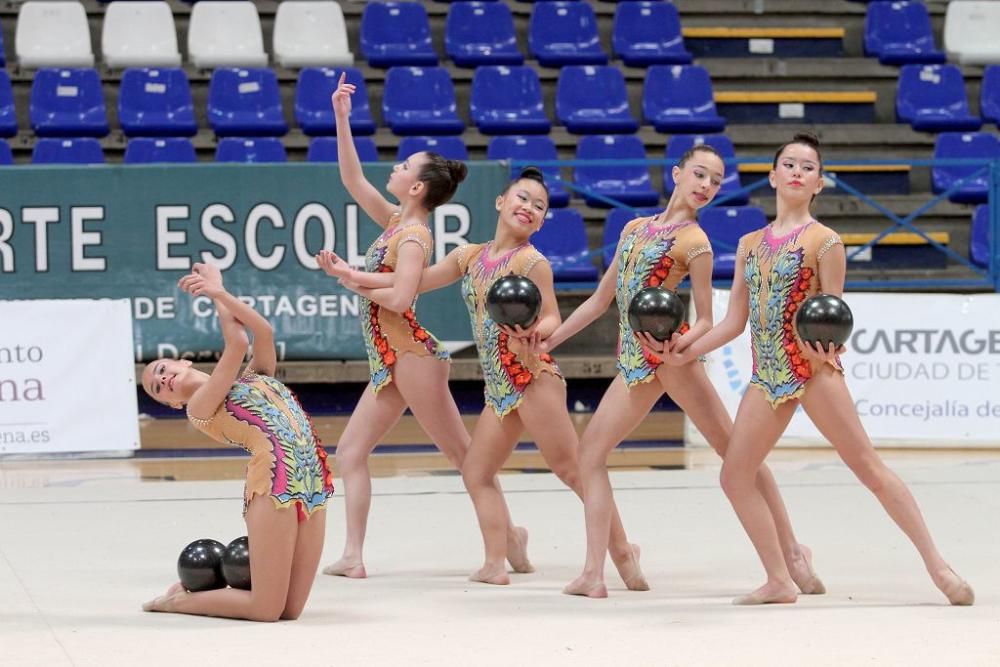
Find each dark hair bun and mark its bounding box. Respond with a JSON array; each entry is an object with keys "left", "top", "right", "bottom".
[
  {"left": 447, "top": 160, "right": 468, "bottom": 184},
  {"left": 792, "top": 131, "right": 820, "bottom": 149},
  {"left": 518, "top": 166, "right": 546, "bottom": 185}
]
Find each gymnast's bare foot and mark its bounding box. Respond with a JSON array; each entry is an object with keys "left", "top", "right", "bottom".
[
  {"left": 142, "top": 581, "right": 186, "bottom": 612},
  {"left": 787, "top": 544, "right": 826, "bottom": 595},
  {"left": 933, "top": 566, "right": 975, "bottom": 606},
  {"left": 732, "top": 580, "right": 798, "bottom": 606},
  {"left": 507, "top": 526, "right": 535, "bottom": 574},
  {"left": 562, "top": 574, "right": 608, "bottom": 599},
  {"left": 612, "top": 543, "right": 650, "bottom": 592},
  {"left": 322, "top": 557, "right": 367, "bottom": 579},
  {"left": 469, "top": 563, "right": 510, "bottom": 585}
]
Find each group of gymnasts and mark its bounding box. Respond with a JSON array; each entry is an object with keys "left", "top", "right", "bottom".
[{"left": 139, "top": 73, "right": 975, "bottom": 621}]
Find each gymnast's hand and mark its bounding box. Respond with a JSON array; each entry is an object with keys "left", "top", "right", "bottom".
[
  {"left": 799, "top": 339, "right": 845, "bottom": 365},
  {"left": 499, "top": 323, "right": 543, "bottom": 354},
  {"left": 316, "top": 249, "right": 354, "bottom": 280},
  {"left": 636, "top": 331, "right": 691, "bottom": 366},
  {"left": 178, "top": 262, "right": 225, "bottom": 299},
  {"left": 331, "top": 72, "right": 355, "bottom": 118}
]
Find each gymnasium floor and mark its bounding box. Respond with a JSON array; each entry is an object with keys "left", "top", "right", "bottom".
[{"left": 1, "top": 434, "right": 997, "bottom": 667}]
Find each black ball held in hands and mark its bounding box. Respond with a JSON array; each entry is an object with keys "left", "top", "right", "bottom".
[
  {"left": 486, "top": 275, "right": 542, "bottom": 329},
  {"left": 222, "top": 536, "right": 252, "bottom": 590},
  {"left": 177, "top": 539, "right": 226, "bottom": 593},
  {"left": 795, "top": 294, "right": 854, "bottom": 349},
  {"left": 628, "top": 287, "right": 686, "bottom": 342}
]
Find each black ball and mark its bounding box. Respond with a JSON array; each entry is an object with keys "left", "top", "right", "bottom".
[
  {"left": 177, "top": 539, "right": 226, "bottom": 593},
  {"left": 795, "top": 294, "right": 854, "bottom": 349},
  {"left": 628, "top": 287, "right": 686, "bottom": 342},
  {"left": 486, "top": 275, "right": 542, "bottom": 329},
  {"left": 222, "top": 536, "right": 251, "bottom": 590}
]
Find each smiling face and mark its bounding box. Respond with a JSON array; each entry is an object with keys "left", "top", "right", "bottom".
[
  {"left": 671, "top": 150, "right": 724, "bottom": 211},
  {"left": 770, "top": 142, "right": 824, "bottom": 202},
  {"left": 141, "top": 358, "right": 195, "bottom": 409},
  {"left": 496, "top": 177, "right": 549, "bottom": 240},
  {"left": 387, "top": 151, "right": 429, "bottom": 203}
]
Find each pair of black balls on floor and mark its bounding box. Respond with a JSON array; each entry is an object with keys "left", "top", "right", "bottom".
[
  {"left": 177, "top": 536, "right": 251, "bottom": 592},
  {"left": 487, "top": 276, "right": 853, "bottom": 348}
]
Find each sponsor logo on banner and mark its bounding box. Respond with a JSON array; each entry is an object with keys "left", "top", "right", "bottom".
[
  {"left": 0, "top": 299, "right": 139, "bottom": 454},
  {"left": 687, "top": 290, "right": 1000, "bottom": 447}
]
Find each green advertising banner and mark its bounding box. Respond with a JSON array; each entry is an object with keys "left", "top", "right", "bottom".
[{"left": 0, "top": 162, "right": 509, "bottom": 361}]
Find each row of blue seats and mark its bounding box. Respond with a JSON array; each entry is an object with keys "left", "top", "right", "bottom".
[
  {"left": 14, "top": 62, "right": 1000, "bottom": 141},
  {"left": 4, "top": 64, "right": 725, "bottom": 139},
  {"left": 6, "top": 130, "right": 996, "bottom": 208},
  {"left": 363, "top": 1, "right": 689, "bottom": 69}
]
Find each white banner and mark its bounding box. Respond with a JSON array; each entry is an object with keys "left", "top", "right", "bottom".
[
  {"left": 687, "top": 291, "right": 1000, "bottom": 448},
  {"left": 1, "top": 299, "right": 139, "bottom": 454}
]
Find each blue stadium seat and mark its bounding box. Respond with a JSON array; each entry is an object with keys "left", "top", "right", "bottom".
[
  {"left": 397, "top": 136, "right": 468, "bottom": 161},
  {"left": 531, "top": 209, "right": 599, "bottom": 282},
  {"left": 208, "top": 68, "right": 288, "bottom": 137},
  {"left": 556, "top": 66, "right": 639, "bottom": 134},
  {"left": 981, "top": 66, "right": 1000, "bottom": 126},
  {"left": 602, "top": 207, "right": 661, "bottom": 269},
  {"left": 382, "top": 67, "right": 464, "bottom": 135},
  {"left": 487, "top": 135, "right": 570, "bottom": 208},
  {"left": 664, "top": 134, "right": 747, "bottom": 205},
  {"left": 864, "top": 1, "right": 944, "bottom": 65},
  {"left": 308, "top": 136, "right": 380, "bottom": 163},
  {"left": 31, "top": 138, "right": 105, "bottom": 164},
  {"left": 931, "top": 132, "right": 999, "bottom": 204},
  {"left": 445, "top": 2, "right": 523, "bottom": 67},
  {"left": 295, "top": 67, "right": 376, "bottom": 136},
  {"left": 215, "top": 137, "right": 288, "bottom": 163},
  {"left": 361, "top": 2, "right": 437, "bottom": 68},
  {"left": 970, "top": 204, "right": 990, "bottom": 268},
  {"left": 0, "top": 140, "right": 13, "bottom": 165},
  {"left": 0, "top": 71, "right": 17, "bottom": 137},
  {"left": 471, "top": 66, "right": 550, "bottom": 135},
  {"left": 529, "top": 1, "right": 607, "bottom": 67},
  {"left": 896, "top": 64, "right": 981, "bottom": 132},
  {"left": 613, "top": 1, "right": 692, "bottom": 67},
  {"left": 698, "top": 206, "right": 768, "bottom": 279},
  {"left": 30, "top": 69, "right": 109, "bottom": 138},
  {"left": 643, "top": 65, "right": 726, "bottom": 134},
  {"left": 118, "top": 68, "right": 197, "bottom": 138},
  {"left": 574, "top": 135, "right": 660, "bottom": 208},
  {"left": 124, "top": 138, "right": 197, "bottom": 164}
]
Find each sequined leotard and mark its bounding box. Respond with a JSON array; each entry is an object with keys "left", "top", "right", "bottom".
[
  {"left": 187, "top": 371, "right": 335, "bottom": 518},
  {"left": 454, "top": 242, "right": 563, "bottom": 419},
  {"left": 737, "top": 220, "right": 844, "bottom": 407},
  {"left": 614, "top": 216, "right": 713, "bottom": 388},
  {"left": 361, "top": 214, "right": 450, "bottom": 393}
]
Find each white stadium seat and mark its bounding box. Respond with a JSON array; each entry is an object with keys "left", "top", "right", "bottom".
[
  {"left": 944, "top": 1, "right": 1000, "bottom": 65},
  {"left": 102, "top": 1, "right": 181, "bottom": 68},
  {"left": 188, "top": 1, "right": 267, "bottom": 68},
  {"left": 16, "top": 1, "right": 94, "bottom": 68},
  {"left": 274, "top": 1, "right": 354, "bottom": 68}
]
